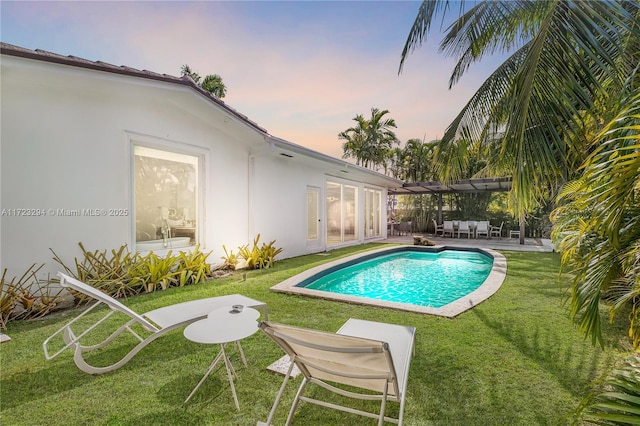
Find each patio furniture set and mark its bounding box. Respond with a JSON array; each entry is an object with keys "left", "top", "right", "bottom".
[
  {"left": 432, "top": 219, "right": 506, "bottom": 239},
  {"left": 387, "top": 220, "right": 412, "bottom": 236},
  {"left": 43, "top": 272, "right": 416, "bottom": 425}
]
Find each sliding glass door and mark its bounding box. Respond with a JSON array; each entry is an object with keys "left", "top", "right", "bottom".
[
  {"left": 364, "top": 188, "right": 382, "bottom": 238},
  {"left": 326, "top": 181, "right": 358, "bottom": 245}
]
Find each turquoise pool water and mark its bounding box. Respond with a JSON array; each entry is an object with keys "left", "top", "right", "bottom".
[{"left": 300, "top": 249, "right": 493, "bottom": 308}]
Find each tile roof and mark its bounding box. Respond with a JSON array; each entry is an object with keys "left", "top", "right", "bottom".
[{"left": 0, "top": 42, "right": 267, "bottom": 134}]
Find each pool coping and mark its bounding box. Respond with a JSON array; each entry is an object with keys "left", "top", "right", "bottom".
[{"left": 270, "top": 245, "right": 507, "bottom": 318}]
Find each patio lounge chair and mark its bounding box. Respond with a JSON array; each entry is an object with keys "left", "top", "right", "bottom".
[
  {"left": 257, "top": 318, "right": 416, "bottom": 426},
  {"left": 43, "top": 272, "right": 267, "bottom": 375}
]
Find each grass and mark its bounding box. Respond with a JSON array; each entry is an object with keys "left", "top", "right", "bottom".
[{"left": 0, "top": 243, "right": 630, "bottom": 425}]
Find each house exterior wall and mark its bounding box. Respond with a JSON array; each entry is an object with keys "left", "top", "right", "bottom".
[
  {"left": 1, "top": 51, "right": 396, "bottom": 279},
  {"left": 249, "top": 153, "right": 326, "bottom": 257},
  {"left": 1, "top": 56, "right": 260, "bottom": 277},
  {"left": 250, "top": 152, "right": 388, "bottom": 258}
]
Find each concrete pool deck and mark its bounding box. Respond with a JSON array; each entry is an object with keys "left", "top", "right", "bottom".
[
  {"left": 271, "top": 245, "right": 507, "bottom": 318},
  {"left": 385, "top": 234, "right": 555, "bottom": 252}
]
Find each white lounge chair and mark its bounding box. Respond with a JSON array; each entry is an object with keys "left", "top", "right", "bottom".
[
  {"left": 475, "top": 221, "right": 490, "bottom": 238},
  {"left": 43, "top": 272, "right": 267, "bottom": 374},
  {"left": 258, "top": 318, "right": 416, "bottom": 426}
]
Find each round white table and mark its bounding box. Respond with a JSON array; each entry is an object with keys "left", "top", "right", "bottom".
[{"left": 183, "top": 305, "right": 260, "bottom": 409}]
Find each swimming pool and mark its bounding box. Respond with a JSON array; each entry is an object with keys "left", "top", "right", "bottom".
[{"left": 271, "top": 246, "right": 507, "bottom": 317}]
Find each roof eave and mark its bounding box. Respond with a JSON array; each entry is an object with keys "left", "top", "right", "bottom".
[
  {"left": 268, "top": 136, "right": 404, "bottom": 187},
  {"left": 0, "top": 42, "right": 268, "bottom": 135}
]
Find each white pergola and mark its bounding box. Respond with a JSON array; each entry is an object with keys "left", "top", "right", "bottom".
[{"left": 389, "top": 177, "right": 526, "bottom": 244}]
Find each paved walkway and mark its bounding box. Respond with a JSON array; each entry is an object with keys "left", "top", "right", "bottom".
[{"left": 384, "top": 234, "right": 555, "bottom": 252}]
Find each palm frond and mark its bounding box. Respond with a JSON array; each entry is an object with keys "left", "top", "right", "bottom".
[
  {"left": 440, "top": 0, "right": 545, "bottom": 87},
  {"left": 575, "top": 355, "right": 640, "bottom": 425},
  {"left": 399, "top": 0, "right": 458, "bottom": 74}
]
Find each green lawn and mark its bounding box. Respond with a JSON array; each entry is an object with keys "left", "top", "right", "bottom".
[{"left": 0, "top": 244, "right": 628, "bottom": 425}]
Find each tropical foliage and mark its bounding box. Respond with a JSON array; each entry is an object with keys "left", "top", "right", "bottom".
[
  {"left": 573, "top": 355, "right": 640, "bottom": 425},
  {"left": 0, "top": 264, "right": 64, "bottom": 330},
  {"left": 220, "top": 244, "right": 240, "bottom": 270},
  {"left": 391, "top": 137, "right": 437, "bottom": 182},
  {"left": 180, "top": 64, "right": 227, "bottom": 98},
  {"left": 388, "top": 138, "right": 439, "bottom": 230},
  {"left": 3, "top": 235, "right": 281, "bottom": 327},
  {"left": 237, "top": 234, "right": 284, "bottom": 270},
  {"left": 52, "top": 242, "right": 137, "bottom": 300},
  {"left": 339, "top": 107, "right": 400, "bottom": 171},
  {"left": 388, "top": 136, "right": 499, "bottom": 230},
  {"left": 52, "top": 243, "right": 215, "bottom": 301},
  {"left": 400, "top": 0, "right": 640, "bottom": 347},
  {"left": 552, "top": 92, "right": 640, "bottom": 348}
]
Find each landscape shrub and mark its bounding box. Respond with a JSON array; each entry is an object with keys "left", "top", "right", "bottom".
[
  {"left": 52, "top": 242, "right": 215, "bottom": 302},
  {"left": 237, "top": 234, "right": 283, "bottom": 270},
  {"left": 2, "top": 236, "right": 278, "bottom": 328},
  {"left": 0, "top": 264, "right": 64, "bottom": 330}
]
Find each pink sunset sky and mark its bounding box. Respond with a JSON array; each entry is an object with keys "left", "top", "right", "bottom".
[{"left": 1, "top": 1, "right": 499, "bottom": 160}]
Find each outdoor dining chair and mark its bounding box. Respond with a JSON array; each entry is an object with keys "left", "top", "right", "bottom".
[
  {"left": 431, "top": 219, "right": 444, "bottom": 237},
  {"left": 458, "top": 221, "right": 471, "bottom": 238},
  {"left": 490, "top": 222, "right": 504, "bottom": 238},
  {"left": 43, "top": 272, "right": 267, "bottom": 374},
  {"left": 443, "top": 221, "right": 455, "bottom": 237},
  {"left": 475, "top": 221, "right": 490, "bottom": 238}
]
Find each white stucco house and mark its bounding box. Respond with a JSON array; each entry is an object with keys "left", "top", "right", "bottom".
[{"left": 0, "top": 42, "right": 403, "bottom": 278}]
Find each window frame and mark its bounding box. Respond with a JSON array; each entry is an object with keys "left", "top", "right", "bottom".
[{"left": 129, "top": 133, "right": 207, "bottom": 253}]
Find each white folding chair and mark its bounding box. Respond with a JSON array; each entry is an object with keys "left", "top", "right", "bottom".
[{"left": 258, "top": 318, "right": 416, "bottom": 426}]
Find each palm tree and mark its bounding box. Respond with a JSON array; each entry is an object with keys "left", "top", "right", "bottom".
[
  {"left": 551, "top": 90, "right": 640, "bottom": 347},
  {"left": 367, "top": 108, "right": 400, "bottom": 172},
  {"left": 401, "top": 138, "right": 431, "bottom": 183},
  {"left": 181, "top": 64, "right": 227, "bottom": 98},
  {"left": 399, "top": 0, "right": 639, "bottom": 346},
  {"left": 339, "top": 114, "right": 369, "bottom": 167},
  {"left": 201, "top": 74, "right": 227, "bottom": 99},
  {"left": 573, "top": 354, "right": 640, "bottom": 425},
  {"left": 399, "top": 138, "right": 440, "bottom": 231},
  {"left": 180, "top": 64, "right": 201, "bottom": 85},
  {"left": 339, "top": 108, "right": 399, "bottom": 171},
  {"left": 387, "top": 146, "right": 406, "bottom": 179},
  {"left": 401, "top": 1, "right": 636, "bottom": 212}
]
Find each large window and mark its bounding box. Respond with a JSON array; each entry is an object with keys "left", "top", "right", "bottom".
[
  {"left": 326, "top": 181, "right": 358, "bottom": 245},
  {"left": 133, "top": 145, "right": 199, "bottom": 251},
  {"left": 364, "top": 188, "right": 382, "bottom": 238}
]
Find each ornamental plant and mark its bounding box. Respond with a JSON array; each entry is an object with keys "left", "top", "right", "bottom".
[
  {"left": 52, "top": 242, "right": 215, "bottom": 301},
  {"left": 237, "top": 234, "right": 283, "bottom": 270},
  {"left": 0, "top": 264, "right": 64, "bottom": 329},
  {"left": 52, "top": 243, "right": 138, "bottom": 301},
  {"left": 220, "top": 245, "right": 239, "bottom": 271}
]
